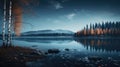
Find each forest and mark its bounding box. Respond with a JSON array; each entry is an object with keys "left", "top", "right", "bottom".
[{"left": 75, "top": 21, "right": 120, "bottom": 37}]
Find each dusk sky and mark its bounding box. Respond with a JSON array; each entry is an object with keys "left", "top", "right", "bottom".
[{"left": 0, "top": 0, "right": 120, "bottom": 33}]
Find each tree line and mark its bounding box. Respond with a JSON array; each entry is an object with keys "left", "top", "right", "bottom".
[{"left": 75, "top": 21, "right": 120, "bottom": 37}]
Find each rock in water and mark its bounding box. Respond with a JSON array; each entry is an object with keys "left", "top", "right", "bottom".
[
  {"left": 65, "top": 48, "right": 69, "bottom": 51},
  {"left": 48, "top": 49, "right": 60, "bottom": 54}
]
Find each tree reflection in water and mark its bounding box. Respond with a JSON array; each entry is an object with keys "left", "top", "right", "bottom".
[{"left": 75, "top": 38, "right": 120, "bottom": 52}]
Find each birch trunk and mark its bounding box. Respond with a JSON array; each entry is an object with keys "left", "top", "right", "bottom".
[
  {"left": 7, "top": 1, "right": 12, "bottom": 46},
  {"left": 2, "top": 0, "right": 6, "bottom": 46}
]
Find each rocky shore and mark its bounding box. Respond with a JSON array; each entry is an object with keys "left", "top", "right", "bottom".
[
  {"left": 27, "top": 48, "right": 120, "bottom": 67},
  {"left": 0, "top": 46, "right": 45, "bottom": 67},
  {"left": 0, "top": 46, "right": 120, "bottom": 67}
]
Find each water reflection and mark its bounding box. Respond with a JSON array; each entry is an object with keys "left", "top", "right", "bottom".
[
  {"left": 14, "top": 38, "right": 73, "bottom": 44},
  {"left": 75, "top": 38, "right": 120, "bottom": 52},
  {"left": 12, "top": 37, "right": 120, "bottom": 53}
]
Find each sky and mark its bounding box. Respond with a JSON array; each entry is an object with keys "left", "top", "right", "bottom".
[{"left": 0, "top": 0, "right": 120, "bottom": 33}]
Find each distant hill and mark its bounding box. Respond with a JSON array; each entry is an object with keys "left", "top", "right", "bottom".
[{"left": 21, "top": 29, "right": 74, "bottom": 36}]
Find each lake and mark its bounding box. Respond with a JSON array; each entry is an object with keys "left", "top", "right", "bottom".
[{"left": 0, "top": 37, "right": 120, "bottom": 67}]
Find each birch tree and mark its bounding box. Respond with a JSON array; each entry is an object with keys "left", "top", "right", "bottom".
[{"left": 2, "top": 0, "right": 6, "bottom": 46}]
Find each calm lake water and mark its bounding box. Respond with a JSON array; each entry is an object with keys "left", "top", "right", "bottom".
[{"left": 0, "top": 36, "right": 120, "bottom": 67}]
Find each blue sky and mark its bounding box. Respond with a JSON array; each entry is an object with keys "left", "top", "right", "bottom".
[{"left": 0, "top": 0, "right": 120, "bottom": 32}]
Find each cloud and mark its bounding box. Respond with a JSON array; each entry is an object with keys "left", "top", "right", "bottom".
[
  {"left": 54, "top": 3, "right": 63, "bottom": 9},
  {"left": 50, "top": 1, "right": 63, "bottom": 9},
  {"left": 66, "top": 13, "right": 76, "bottom": 20}
]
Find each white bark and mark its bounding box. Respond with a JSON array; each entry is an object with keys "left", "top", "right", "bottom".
[
  {"left": 2, "top": 0, "right": 6, "bottom": 45},
  {"left": 7, "top": 1, "right": 12, "bottom": 46}
]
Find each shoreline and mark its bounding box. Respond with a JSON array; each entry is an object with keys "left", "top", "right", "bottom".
[{"left": 0, "top": 46, "right": 45, "bottom": 67}]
